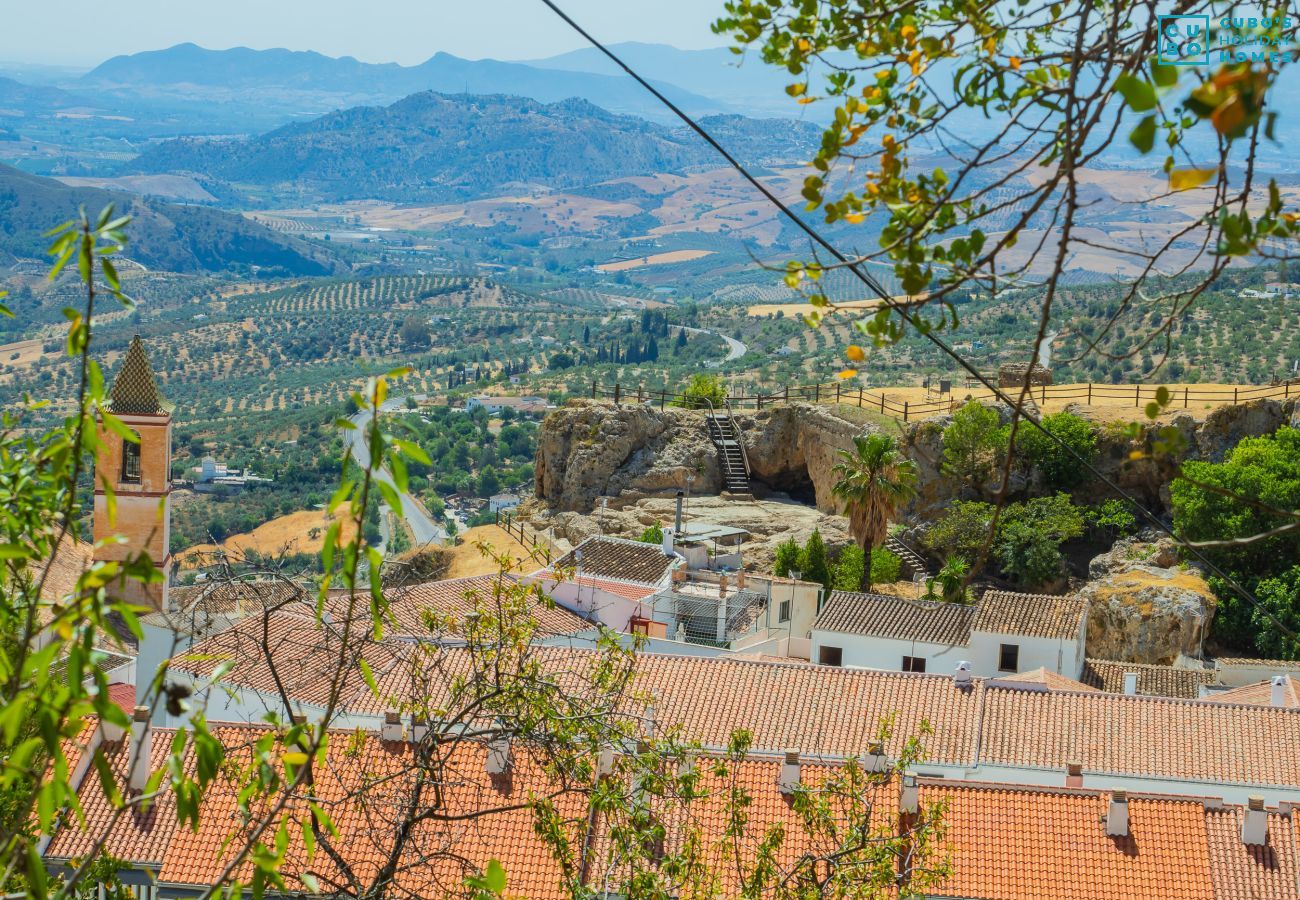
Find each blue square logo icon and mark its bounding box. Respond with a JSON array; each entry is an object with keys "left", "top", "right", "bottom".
[{"left": 1158, "top": 15, "right": 1210, "bottom": 65}]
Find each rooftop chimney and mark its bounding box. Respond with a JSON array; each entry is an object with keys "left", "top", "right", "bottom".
[
  {"left": 737, "top": 570, "right": 746, "bottom": 590},
  {"left": 1066, "top": 761, "right": 1083, "bottom": 789},
  {"left": 381, "top": 710, "right": 403, "bottom": 742},
  {"left": 597, "top": 746, "right": 616, "bottom": 777},
  {"left": 778, "top": 749, "right": 801, "bottom": 795},
  {"left": 410, "top": 715, "right": 430, "bottom": 743},
  {"left": 485, "top": 735, "right": 513, "bottom": 776},
  {"left": 1242, "top": 796, "right": 1268, "bottom": 845},
  {"left": 953, "top": 661, "right": 973, "bottom": 686},
  {"left": 899, "top": 773, "right": 919, "bottom": 814},
  {"left": 1105, "top": 790, "right": 1130, "bottom": 837},
  {"left": 1122, "top": 672, "right": 1139, "bottom": 696},
  {"left": 662, "top": 526, "right": 675, "bottom": 557},
  {"left": 127, "top": 706, "right": 153, "bottom": 792},
  {"left": 674, "top": 490, "right": 684, "bottom": 533},
  {"left": 865, "top": 740, "right": 889, "bottom": 773},
  {"left": 1270, "top": 675, "right": 1288, "bottom": 707},
  {"left": 718, "top": 574, "right": 729, "bottom": 598}
]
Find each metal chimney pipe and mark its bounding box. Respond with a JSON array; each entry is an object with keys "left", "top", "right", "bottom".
[{"left": 674, "top": 490, "right": 684, "bottom": 533}]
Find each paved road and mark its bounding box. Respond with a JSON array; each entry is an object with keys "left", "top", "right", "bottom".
[
  {"left": 345, "top": 399, "right": 447, "bottom": 546},
  {"left": 678, "top": 325, "right": 748, "bottom": 362}
]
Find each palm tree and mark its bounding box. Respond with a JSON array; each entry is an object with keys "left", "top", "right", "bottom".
[{"left": 831, "top": 433, "right": 919, "bottom": 590}]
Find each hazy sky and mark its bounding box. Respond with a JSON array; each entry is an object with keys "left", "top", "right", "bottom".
[{"left": 1, "top": 0, "right": 727, "bottom": 67}]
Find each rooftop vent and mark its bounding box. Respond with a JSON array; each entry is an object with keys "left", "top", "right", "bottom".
[
  {"left": 778, "top": 749, "right": 801, "bottom": 795},
  {"left": 865, "top": 740, "right": 889, "bottom": 773},
  {"left": 410, "top": 715, "right": 430, "bottom": 744},
  {"left": 1270, "top": 676, "right": 1288, "bottom": 707},
  {"left": 486, "top": 736, "right": 513, "bottom": 776},
  {"left": 1122, "top": 672, "right": 1139, "bottom": 696},
  {"left": 953, "top": 661, "right": 973, "bottom": 686},
  {"left": 127, "top": 705, "right": 152, "bottom": 792},
  {"left": 1242, "top": 796, "right": 1268, "bottom": 845},
  {"left": 1106, "top": 790, "right": 1130, "bottom": 837},
  {"left": 1066, "top": 761, "right": 1083, "bottom": 788},
  {"left": 899, "top": 773, "right": 919, "bottom": 814}
]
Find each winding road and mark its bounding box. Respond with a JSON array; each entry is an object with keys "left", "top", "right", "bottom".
[
  {"left": 677, "top": 325, "right": 747, "bottom": 362},
  {"left": 345, "top": 399, "right": 447, "bottom": 546}
]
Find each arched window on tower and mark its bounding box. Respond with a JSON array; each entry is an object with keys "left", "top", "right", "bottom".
[{"left": 121, "top": 432, "right": 142, "bottom": 484}]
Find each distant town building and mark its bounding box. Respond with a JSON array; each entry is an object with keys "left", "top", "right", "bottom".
[
  {"left": 488, "top": 493, "right": 521, "bottom": 513},
  {"left": 465, "top": 395, "right": 549, "bottom": 415}
]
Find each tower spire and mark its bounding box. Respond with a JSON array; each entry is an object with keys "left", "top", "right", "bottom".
[{"left": 110, "top": 335, "right": 165, "bottom": 415}]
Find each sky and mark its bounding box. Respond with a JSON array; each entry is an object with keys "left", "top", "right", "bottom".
[{"left": 0, "top": 0, "right": 726, "bottom": 67}]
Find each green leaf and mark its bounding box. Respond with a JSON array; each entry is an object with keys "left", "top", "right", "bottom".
[
  {"left": 1129, "top": 115, "right": 1157, "bottom": 153},
  {"left": 1150, "top": 61, "right": 1178, "bottom": 88},
  {"left": 358, "top": 658, "right": 379, "bottom": 698},
  {"left": 1114, "top": 73, "right": 1156, "bottom": 112}
]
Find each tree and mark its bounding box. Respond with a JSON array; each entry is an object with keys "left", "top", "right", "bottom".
[
  {"left": 832, "top": 544, "right": 867, "bottom": 590},
  {"left": 922, "top": 501, "right": 995, "bottom": 564},
  {"left": 832, "top": 433, "right": 918, "bottom": 589},
  {"left": 1014, "top": 412, "right": 1098, "bottom": 490},
  {"left": 399, "top": 314, "right": 431, "bottom": 349},
  {"left": 798, "top": 528, "right": 831, "bottom": 591},
  {"left": 995, "top": 495, "right": 1086, "bottom": 589},
  {"left": 866, "top": 546, "right": 900, "bottom": 586},
  {"left": 639, "top": 522, "right": 664, "bottom": 544},
  {"left": 676, "top": 373, "right": 727, "bottom": 409},
  {"left": 773, "top": 536, "right": 801, "bottom": 577},
  {"left": 941, "top": 401, "right": 1006, "bottom": 491}
]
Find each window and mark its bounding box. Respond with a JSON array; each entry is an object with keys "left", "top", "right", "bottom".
[
  {"left": 902, "top": 656, "right": 926, "bottom": 673},
  {"left": 818, "top": 645, "right": 843, "bottom": 667},
  {"left": 121, "top": 435, "right": 142, "bottom": 484},
  {"left": 778, "top": 599, "right": 791, "bottom": 623},
  {"left": 999, "top": 643, "right": 1020, "bottom": 672}
]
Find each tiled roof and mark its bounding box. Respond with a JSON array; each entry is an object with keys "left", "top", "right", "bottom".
[
  {"left": 1216, "top": 658, "right": 1300, "bottom": 671},
  {"left": 48, "top": 730, "right": 1299, "bottom": 900},
  {"left": 532, "top": 571, "right": 660, "bottom": 602},
  {"left": 1204, "top": 807, "right": 1299, "bottom": 900},
  {"left": 930, "top": 784, "right": 1217, "bottom": 900},
  {"left": 814, "top": 591, "right": 976, "bottom": 645},
  {"left": 389, "top": 574, "right": 594, "bottom": 637},
  {"left": 109, "top": 335, "right": 165, "bottom": 415},
  {"left": 1206, "top": 676, "right": 1300, "bottom": 708},
  {"left": 990, "top": 667, "right": 1098, "bottom": 693},
  {"left": 972, "top": 590, "right": 1087, "bottom": 639},
  {"left": 978, "top": 685, "right": 1300, "bottom": 788},
  {"left": 553, "top": 536, "right": 675, "bottom": 586},
  {"left": 1082, "top": 658, "right": 1217, "bottom": 699}
]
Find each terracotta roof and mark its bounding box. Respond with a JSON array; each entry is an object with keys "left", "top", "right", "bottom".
[
  {"left": 978, "top": 685, "right": 1300, "bottom": 787},
  {"left": 972, "top": 589, "right": 1087, "bottom": 639},
  {"left": 532, "top": 571, "right": 660, "bottom": 602},
  {"left": 1206, "top": 676, "right": 1300, "bottom": 709},
  {"left": 109, "top": 335, "right": 165, "bottom": 415},
  {"left": 105, "top": 682, "right": 136, "bottom": 714},
  {"left": 31, "top": 535, "right": 94, "bottom": 604},
  {"left": 1204, "top": 807, "right": 1299, "bottom": 900},
  {"left": 389, "top": 574, "right": 594, "bottom": 637},
  {"left": 1082, "top": 658, "right": 1217, "bottom": 699},
  {"left": 553, "top": 536, "right": 675, "bottom": 586},
  {"left": 929, "top": 784, "right": 1216, "bottom": 900},
  {"left": 990, "top": 667, "right": 1098, "bottom": 693},
  {"left": 814, "top": 591, "right": 976, "bottom": 645},
  {"left": 1216, "top": 658, "right": 1300, "bottom": 671}
]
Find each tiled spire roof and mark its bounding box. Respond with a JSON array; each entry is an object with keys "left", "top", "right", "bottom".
[{"left": 109, "top": 335, "right": 165, "bottom": 415}]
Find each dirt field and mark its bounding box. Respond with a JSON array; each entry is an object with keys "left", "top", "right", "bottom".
[
  {"left": 0, "top": 338, "right": 46, "bottom": 370},
  {"left": 596, "top": 250, "right": 715, "bottom": 272},
  {"left": 747, "top": 298, "right": 888, "bottom": 318},
  {"left": 444, "top": 525, "right": 538, "bottom": 578},
  {"left": 178, "top": 507, "right": 357, "bottom": 568}
]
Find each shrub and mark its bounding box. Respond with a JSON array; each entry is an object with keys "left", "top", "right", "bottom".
[
  {"left": 941, "top": 401, "right": 1007, "bottom": 489},
  {"left": 868, "top": 547, "right": 901, "bottom": 585},
  {"left": 832, "top": 545, "right": 867, "bottom": 590},
  {"left": 1014, "top": 411, "right": 1098, "bottom": 489},
  {"left": 676, "top": 373, "right": 728, "bottom": 409},
  {"left": 798, "top": 529, "right": 831, "bottom": 590},
  {"left": 1087, "top": 498, "right": 1137, "bottom": 538},
  {"left": 773, "top": 537, "right": 800, "bottom": 577},
  {"left": 921, "top": 500, "right": 995, "bottom": 562},
  {"left": 639, "top": 522, "right": 664, "bottom": 544}
]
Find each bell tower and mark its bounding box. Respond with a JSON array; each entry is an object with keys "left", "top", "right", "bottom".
[{"left": 93, "top": 335, "right": 171, "bottom": 610}]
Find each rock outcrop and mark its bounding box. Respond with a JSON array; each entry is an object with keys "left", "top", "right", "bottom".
[{"left": 1079, "top": 536, "right": 1217, "bottom": 663}]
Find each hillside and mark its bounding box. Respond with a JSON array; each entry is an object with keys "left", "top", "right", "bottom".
[
  {"left": 81, "top": 43, "right": 725, "bottom": 125},
  {"left": 126, "top": 92, "right": 786, "bottom": 204},
  {"left": 0, "top": 164, "right": 341, "bottom": 275}
]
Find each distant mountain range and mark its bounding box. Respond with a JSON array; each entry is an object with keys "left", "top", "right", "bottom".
[
  {"left": 125, "top": 91, "right": 822, "bottom": 204},
  {"left": 0, "top": 164, "right": 340, "bottom": 275},
  {"left": 79, "top": 42, "right": 729, "bottom": 126}
]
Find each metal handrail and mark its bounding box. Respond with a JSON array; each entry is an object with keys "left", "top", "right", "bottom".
[{"left": 723, "top": 396, "right": 752, "bottom": 480}]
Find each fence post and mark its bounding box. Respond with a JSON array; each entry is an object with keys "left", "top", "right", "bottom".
[
  {"left": 1135, "top": 385, "right": 1140, "bottom": 408},
  {"left": 880, "top": 393, "right": 885, "bottom": 414},
  {"left": 1040, "top": 383, "right": 1046, "bottom": 404},
  {"left": 784, "top": 386, "right": 790, "bottom": 403},
  {"left": 858, "top": 388, "right": 864, "bottom": 408},
  {"left": 1234, "top": 387, "right": 1238, "bottom": 404},
  {"left": 814, "top": 383, "right": 820, "bottom": 403},
  {"left": 637, "top": 386, "right": 643, "bottom": 403},
  {"left": 591, "top": 380, "right": 597, "bottom": 399},
  {"left": 836, "top": 383, "right": 841, "bottom": 403},
  {"left": 660, "top": 391, "right": 666, "bottom": 411},
  {"left": 903, "top": 401, "right": 909, "bottom": 422},
  {"left": 1184, "top": 387, "right": 1189, "bottom": 408},
  {"left": 1087, "top": 383, "right": 1092, "bottom": 404},
  {"left": 614, "top": 383, "right": 621, "bottom": 406}
]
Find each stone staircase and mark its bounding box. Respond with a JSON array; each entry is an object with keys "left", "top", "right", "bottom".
[
  {"left": 884, "top": 535, "right": 932, "bottom": 580},
  {"left": 705, "top": 411, "right": 752, "bottom": 498}
]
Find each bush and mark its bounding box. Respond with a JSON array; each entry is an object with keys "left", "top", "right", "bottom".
[
  {"left": 868, "top": 547, "right": 901, "bottom": 585},
  {"left": 639, "top": 523, "right": 664, "bottom": 544},
  {"left": 995, "top": 494, "right": 1085, "bottom": 588},
  {"left": 676, "top": 373, "right": 727, "bottom": 409},
  {"left": 1014, "top": 412, "right": 1097, "bottom": 489},
  {"left": 1249, "top": 566, "right": 1300, "bottom": 660},
  {"left": 922, "top": 500, "right": 995, "bottom": 562},
  {"left": 831, "top": 545, "right": 866, "bottom": 590},
  {"left": 941, "top": 401, "right": 1007, "bottom": 489},
  {"left": 773, "top": 537, "right": 800, "bottom": 578},
  {"left": 798, "top": 529, "right": 831, "bottom": 590},
  {"left": 1087, "top": 498, "right": 1137, "bottom": 538}
]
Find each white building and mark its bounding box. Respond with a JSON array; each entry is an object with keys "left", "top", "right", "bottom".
[
  {"left": 810, "top": 589, "right": 1088, "bottom": 679},
  {"left": 488, "top": 492, "right": 521, "bottom": 513}
]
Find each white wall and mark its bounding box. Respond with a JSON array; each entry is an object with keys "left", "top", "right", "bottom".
[
  {"left": 529, "top": 577, "right": 653, "bottom": 631},
  {"left": 968, "top": 629, "right": 1085, "bottom": 679},
  {"left": 809, "top": 629, "right": 968, "bottom": 674}
]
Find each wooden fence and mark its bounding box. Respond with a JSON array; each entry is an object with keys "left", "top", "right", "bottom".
[
  {"left": 590, "top": 378, "right": 1300, "bottom": 423},
  {"left": 494, "top": 509, "right": 554, "bottom": 564}
]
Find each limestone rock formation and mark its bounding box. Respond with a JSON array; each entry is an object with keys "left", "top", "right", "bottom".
[{"left": 1079, "top": 549, "right": 1216, "bottom": 663}]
